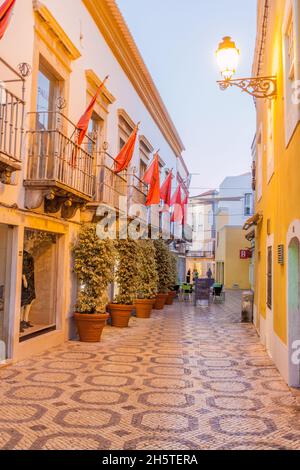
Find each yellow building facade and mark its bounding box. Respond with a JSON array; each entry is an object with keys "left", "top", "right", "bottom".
[
  {"left": 216, "top": 226, "right": 251, "bottom": 290},
  {"left": 252, "top": 0, "right": 300, "bottom": 386}
]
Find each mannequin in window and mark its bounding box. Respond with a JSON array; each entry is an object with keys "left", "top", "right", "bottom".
[{"left": 20, "top": 250, "right": 36, "bottom": 333}]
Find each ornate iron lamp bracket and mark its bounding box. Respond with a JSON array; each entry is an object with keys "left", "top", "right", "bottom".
[{"left": 217, "top": 76, "right": 277, "bottom": 99}]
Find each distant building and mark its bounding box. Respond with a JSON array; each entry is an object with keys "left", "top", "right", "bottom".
[
  {"left": 187, "top": 190, "right": 218, "bottom": 279},
  {"left": 215, "top": 173, "right": 253, "bottom": 290}
]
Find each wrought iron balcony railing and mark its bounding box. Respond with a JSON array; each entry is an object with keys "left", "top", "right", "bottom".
[
  {"left": 129, "top": 173, "right": 148, "bottom": 206},
  {"left": 94, "top": 151, "right": 127, "bottom": 210},
  {"left": 127, "top": 173, "right": 148, "bottom": 223},
  {"left": 186, "top": 250, "right": 215, "bottom": 259},
  {"left": 25, "top": 112, "right": 95, "bottom": 216},
  {"left": 0, "top": 58, "right": 26, "bottom": 184}
]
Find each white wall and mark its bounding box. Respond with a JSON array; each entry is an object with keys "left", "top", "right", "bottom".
[{"left": 218, "top": 173, "right": 252, "bottom": 227}]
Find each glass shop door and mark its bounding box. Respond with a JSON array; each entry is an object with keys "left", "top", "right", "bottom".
[{"left": 0, "top": 224, "right": 12, "bottom": 362}]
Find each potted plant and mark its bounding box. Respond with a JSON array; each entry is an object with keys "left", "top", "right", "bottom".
[
  {"left": 153, "top": 239, "right": 172, "bottom": 310},
  {"left": 135, "top": 240, "right": 158, "bottom": 318},
  {"left": 166, "top": 252, "right": 178, "bottom": 305},
  {"left": 108, "top": 238, "right": 139, "bottom": 327},
  {"left": 73, "top": 224, "right": 115, "bottom": 342}
]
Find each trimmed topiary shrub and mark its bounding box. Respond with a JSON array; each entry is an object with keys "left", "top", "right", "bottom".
[
  {"left": 73, "top": 224, "right": 116, "bottom": 314},
  {"left": 169, "top": 252, "right": 179, "bottom": 290},
  {"left": 136, "top": 240, "right": 158, "bottom": 299},
  {"left": 114, "top": 239, "right": 139, "bottom": 305},
  {"left": 154, "top": 239, "right": 173, "bottom": 294}
]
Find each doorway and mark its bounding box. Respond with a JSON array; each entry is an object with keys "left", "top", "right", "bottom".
[
  {"left": 0, "top": 224, "right": 12, "bottom": 363},
  {"left": 288, "top": 237, "right": 300, "bottom": 387}
]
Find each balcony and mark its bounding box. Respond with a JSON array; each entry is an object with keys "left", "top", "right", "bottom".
[
  {"left": 88, "top": 151, "right": 127, "bottom": 213},
  {"left": 0, "top": 58, "right": 26, "bottom": 184},
  {"left": 24, "top": 112, "right": 95, "bottom": 218},
  {"left": 187, "top": 250, "right": 215, "bottom": 259},
  {"left": 128, "top": 173, "right": 148, "bottom": 224}
]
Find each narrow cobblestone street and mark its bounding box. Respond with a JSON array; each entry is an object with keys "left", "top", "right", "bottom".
[{"left": 0, "top": 291, "right": 300, "bottom": 450}]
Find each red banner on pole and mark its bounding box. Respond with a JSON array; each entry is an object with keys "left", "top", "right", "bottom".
[
  {"left": 144, "top": 152, "right": 160, "bottom": 206},
  {"left": 114, "top": 125, "right": 139, "bottom": 174},
  {"left": 76, "top": 75, "right": 109, "bottom": 146}
]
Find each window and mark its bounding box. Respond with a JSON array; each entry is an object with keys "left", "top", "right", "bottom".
[
  {"left": 20, "top": 229, "right": 59, "bottom": 342},
  {"left": 283, "top": 3, "right": 300, "bottom": 145},
  {"left": 216, "top": 262, "right": 224, "bottom": 284},
  {"left": 267, "top": 100, "right": 274, "bottom": 182},
  {"left": 267, "top": 246, "right": 272, "bottom": 309},
  {"left": 87, "top": 112, "right": 103, "bottom": 156},
  {"left": 118, "top": 111, "right": 135, "bottom": 180},
  {"left": 0, "top": 224, "right": 12, "bottom": 362},
  {"left": 256, "top": 129, "right": 263, "bottom": 201},
  {"left": 158, "top": 161, "right": 164, "bottom": 176},
  {"left": 119, "top": 114, "right": 134, "bottom": 151},
  {"left": 287, "top": 15, "right": 295, "bottom": 80},
  {"left": 139, "top": 137, "right": 152, "bottom": 180},
  {"left": 192, "top": 212, "right": 197, "bottom": 231},
  {"left": 140, "top": 160, "right": 147, "bottom": 180},
  {"left": 36, "top": 59, "right": 61, "bottom": 130},
  {"left": 244, "top": 193, "right": 253, "bottom": 216}
]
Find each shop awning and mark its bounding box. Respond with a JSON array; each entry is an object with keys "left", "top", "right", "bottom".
[{"left": 243, "top": 212, "right": 263, "bottom": 231}]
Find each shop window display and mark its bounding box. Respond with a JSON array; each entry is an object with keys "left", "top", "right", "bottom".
[{"left": 20, "top": 229, "right": 58, "bottom": 340}]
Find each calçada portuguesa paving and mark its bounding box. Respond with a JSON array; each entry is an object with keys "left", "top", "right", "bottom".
[{"left": 0, "top": 291, "right": 300, "bottom": 450}]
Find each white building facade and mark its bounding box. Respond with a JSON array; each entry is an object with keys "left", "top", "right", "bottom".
[{"left": 0, "top": 0, "right": 189, "bottom": 364}]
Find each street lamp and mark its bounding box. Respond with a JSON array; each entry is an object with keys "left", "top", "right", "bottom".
[{"left": 216, "top": 36, "right": 277, "bottom": 99}]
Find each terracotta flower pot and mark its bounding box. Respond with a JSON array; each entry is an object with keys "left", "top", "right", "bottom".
[
  {"left": 74, "top": 313, "right": 109, "bottom": 343},
  {"left": 108, "top": 304, "right": 133, "bottom": 328},
  {"left": 154, "top": 293, "right": 168, "bottom": 310},
  {"left": 135, "top": 299, "right": 153, "bottom": 319},
  {"left": 165, "top": 291, "right": 175, "bottom": 305}
]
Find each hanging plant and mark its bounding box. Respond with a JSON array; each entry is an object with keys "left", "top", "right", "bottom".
[
  {"left": 136, "top": 240, "right": 158, "bottom": 299},
  {"left": 73, "top": 224, "right": 116, "bottom": 314}
]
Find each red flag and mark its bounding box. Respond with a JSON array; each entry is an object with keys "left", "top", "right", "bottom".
[
  {"left": 114, "top": 125, "right": 139, "bottom": 174},
  {"left": 76, "top": 75, "right": 109, "bottom": 146},
  {"left": 170, "top": 185, "right": 182, "bottom": 207},
  {"left": 171, "top": 185, "right": 183, "bottom": 223},
  {"left": 160, "top": 170, "right": 172, "bottom": 206},
  {"left": 181, "top": 190, "right": 189, "bottom": 224},
  {"left": 0, "top": 0, "right": 16, "bottom": 40},
  {"left": 143, "top": 153, "right": 160, "bottom": 206}
]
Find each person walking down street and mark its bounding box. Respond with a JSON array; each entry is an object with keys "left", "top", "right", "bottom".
[
  {"left": 186, "top": 269, "right": 191, "bottom": 283},
  {"left": 207, "top": 268, "right": 212, "bottom": 279}
]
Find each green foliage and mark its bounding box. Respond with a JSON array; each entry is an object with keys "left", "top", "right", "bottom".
[
  {"left": 154, "top": 239, "right": 173, "bottom": 294},
  {"left": 73, "top": 224, "right": 116, "bottom": 314},
  {"left": 169, "top": 253, "right": 178, "bottom": 289},
  {"left": 114, "top": 239, "right": 139, "bottom": 305},
  {"left": 136, "top": 240, "right": 158, "bottom": 299}
]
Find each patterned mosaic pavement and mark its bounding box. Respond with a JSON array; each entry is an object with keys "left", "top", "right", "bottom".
[{"left": 0, "top": 291, "right": 300, "bottom": 450}]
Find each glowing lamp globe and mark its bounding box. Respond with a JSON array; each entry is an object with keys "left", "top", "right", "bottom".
[{"left": 216, "top": 36, "right": 240, "bottom": 80}]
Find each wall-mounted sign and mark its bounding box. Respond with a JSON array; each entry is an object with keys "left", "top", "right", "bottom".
[{"left": 240, "top": 249, "right": 251, "bottom": 260}]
